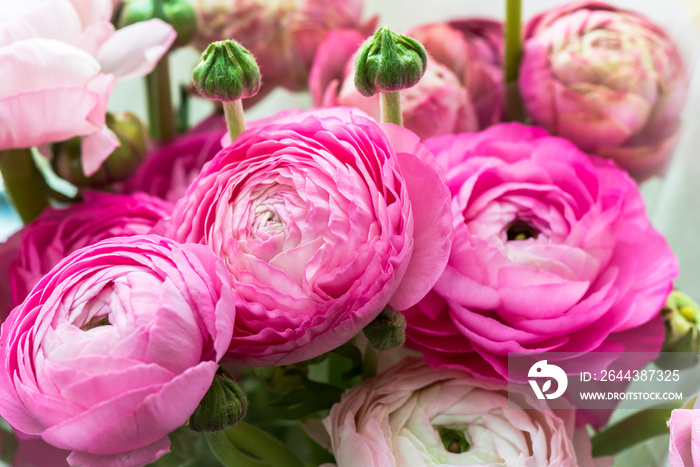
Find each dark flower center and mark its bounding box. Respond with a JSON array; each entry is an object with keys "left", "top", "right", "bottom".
[
  {"left": 506, "top": 219, "right": 539, "bottom": 241},
  {"left": 436, "top": 426, "right": 471, "bottom": 454}
]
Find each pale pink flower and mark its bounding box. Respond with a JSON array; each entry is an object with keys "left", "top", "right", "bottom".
[
  {"left": 0, "top": 0, "right": 176, "bottom": 175},
  {"left": 323, "top": 357, "right": 602, "bottom": 467},
  {"left": 520, "top": 1, "right": 687, "bottom": 181},
  {"left": 669, "top": 406, "right": 700, "bottom": 467}
]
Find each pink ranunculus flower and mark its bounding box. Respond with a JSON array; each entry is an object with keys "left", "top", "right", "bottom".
[
  {"left": 669, "top": 407, "right": 700, "bottom": 467},
  {"left": 323, "top": 357, "right": 602, "bottom": 467},
  {"left": 409, "top": 19, "right": 505, "bottom": 130},
  {"left": 194, "top": 0, "right": 375, "bottom": 97},
  {"left": 3, "top": 191, "right": 172, "bottom": 313},
  {"left": 0, "top": 0, "right": 176, "bottom": 175},
  {"left": 0, "top": 235, "right": 235, "bottom": 467},
  {"left": 519, "top": 1, "right": 687, "bottom": 182},
  {"left": 403, "top": 123, "right": 678, "bottom": 381},
  {"left": 166, "top": 108, "right": 453, "bottom": 366},
  {"left": 122, "top": 111, "right": 302, "bottom": 204},
  {"left": 311, "top": 30, "right": 478, "bottom": 140}
]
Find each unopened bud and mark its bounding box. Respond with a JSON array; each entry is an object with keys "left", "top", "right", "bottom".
[
  {"left": 354, "top": 27, "right": 427, "bottom": 97},
  {"left": 189, "top": 368, "right": 248, "bottom": 432},
  {"left": 119, "top": 0, "right": 197, "bottom": 48},
  {"left": 363, "top": 307, "right": 406, "bottom": 351},
  {"left": 657, "top": 290, "right": 700, "bottom": 369},
  {"left": 52, "top": 112, "right": 148, "bottom": 186},
  {"left": 193, "top": 40, "right": 261, "bottom": 102}
]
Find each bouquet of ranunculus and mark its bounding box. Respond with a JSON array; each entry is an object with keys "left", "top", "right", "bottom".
[{"left": 0, "top": 0, "right": 696, "bottom": 466}]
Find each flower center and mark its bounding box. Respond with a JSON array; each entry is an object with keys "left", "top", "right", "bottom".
[
  {"left": 436, "top": 426, "right": 471, "bottom": 454},
  {"left": 506, "top": 219, "right": 539, "bottom": 241}
]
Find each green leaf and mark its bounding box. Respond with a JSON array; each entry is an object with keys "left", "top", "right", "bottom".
[
  {"left": 591, "top": 400, "right": 683, "bottom": 457},
  {"left": 268, "top": 370, "right": 343, "bottom": 420}
]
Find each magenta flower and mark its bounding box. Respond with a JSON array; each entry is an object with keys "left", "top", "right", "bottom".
[
  {"left": 0, "top": 235, "right": 235, "bottom": 466},
  {"left": 403, "top": 123, "right": 678, "bottom": 380},
  {"left": 3, "top": 191, "right": 172, "bottom": 314},
  {"left": 323, "top": 357, "right": 598, "bottom": 466},
  {"left": 166, "top": 108, "right": 452, "bottom": 366},
  {"left": 520, "top": 1, "right": 687, "bottom": 181},
  {"left": 669, "top": 407, "right": 700, "bottom": 467}
]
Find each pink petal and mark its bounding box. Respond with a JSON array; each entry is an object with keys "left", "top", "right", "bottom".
[
  {"left": 81, "top": 126, "right": 120, "bottom": 176},
  {"left": 97, "top": 19, "right": 176, "bottom": 81},
  {"left": 66, "top": 436, "right": 170, "bottom": 467},
  {"left": 382, "top": 125, "right": 452, "bottom": 310}
]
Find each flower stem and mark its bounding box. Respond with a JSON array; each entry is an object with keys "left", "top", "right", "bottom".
[
  {"left": 362, "top": 344, "right": 378, "bottom": 379},
  {"left": 223, "top": 100, "right": 246, "bottom": 142},
  {"left": 146, "top": 53, "right": 175, "bottom": 141},
  {"left": 223, "top": 422, "right": 305, "bottom": 467},
  {"left": 380, "top": 91, "right": 403, "bottom": 126},
  {"left": 504, "top": 0, "right": 526, "bottom": 122},
  {"left": 590, "top": 400, "right": 684, "bottom": 457},
  {"left": 0, "top": 148, "right": 49, "bottom": 224}
]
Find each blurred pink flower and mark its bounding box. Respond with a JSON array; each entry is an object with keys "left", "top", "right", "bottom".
[
  {"left": 323, "top": 357, "right": 601, "bottom": 467},
  {"left": 310, "top": 20, "right": 504, "bottom": 139},
  {"left": 0, "top": 235, "right": 235, "bottom": 467},
  {"left": 404, "top": 123, "right": 677, "bottom": 381},
  {"left": 166, "top": 108, "right": 453, "bottom": 366},
  {"left": 311, "top": 30, "right": 477, "bottom": 139},
  {"left": 194, "top": 0, "right": 375, "bottom": 96},
  {"left": 0, "top": 0, "right": 176, "bottom": 175},
  {"left": 123, "top": 116, "right": 228, "bottom": 203},
  {"left": 3, "top": 191, "right": 172, "bottom": 314},
  {"left": 410, "top": 19, "right": 505, "bottom": 129},
  {"left": 520, "top": 1, "right": 687, "bottom": 181},
  {"left": 669, "top": 408, "right": 700, "bottom": 467}
]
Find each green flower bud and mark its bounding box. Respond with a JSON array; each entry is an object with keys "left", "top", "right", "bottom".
[
  {"left": 657, "top": 290, "right": 700, "bottom": 369},
  {"left": 193, "top": 40, "right": 261, "bottom": 102},
  {"left": 354, "top": 27, "right": 427, "bottom": 97},
  {"left": 189, "top": 368, "right": 248, "bottom": 432},
  {"left": 119, "top": 0, "right": 197, "bottom": 48},
  {"left": 363, "top": 307, "right": 406, "bottom": 351},
  {"left": 52, "top": 112, "right": 148, "bottom": 187}
]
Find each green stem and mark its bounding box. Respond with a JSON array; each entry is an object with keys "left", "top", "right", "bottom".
[
  {"left": 504, "top": 0, "right": 526, "bottom": 122},
  {"left": 0, "top": 148, "right": 49, "bottom": 224},
  {"left": 223, "top": 422, "right": 305, "bottom": 467},
  {"left": 362, "top": 344, "right": 378, "bottom": 379},
  {"left": 146, "top": 54, "right": 175, "bottom": 141},
  {"left": 380, "top": 91, "right": 403, "bottom": 126},
  {"left": 206, "top": 431, "right": 270, "bottom": 467},
  {"left": 590, "top": 400, "right": 684, "bottom": 457},
  {"left": 223, "top": 100, "right": 246, "bottom": 142}
]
